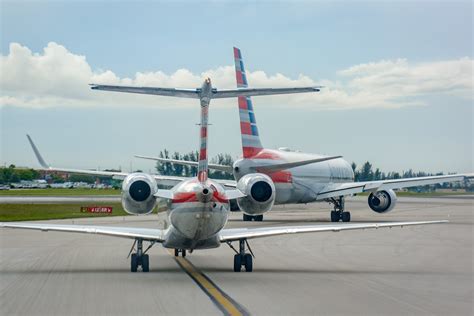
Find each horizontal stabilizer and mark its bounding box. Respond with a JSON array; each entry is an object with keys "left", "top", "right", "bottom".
[
  {"left": 135, "top": 155, "right": 233, "bottom": 173},
  {"left": 252, "top": 155, "right": 342, "bottom": 173},
  {"left": 213, "top": 87, "right": 321, "bottom": 99},
  {"left": 90, "top": 84, "right": 321, "bottom": 100},
  {"left": 90, "top": 84, "right": 199, "bottom": 99}
]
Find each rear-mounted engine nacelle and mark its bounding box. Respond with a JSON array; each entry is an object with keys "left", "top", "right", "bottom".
[
  {"left": 368, "top": 189, "right": 397, "bottom": 213},
  {"left": 236, "top": 173, "right": 275, "bottom": 216},
  {"left": 122, "top": 173, "right": 158, "bottom": 215}
]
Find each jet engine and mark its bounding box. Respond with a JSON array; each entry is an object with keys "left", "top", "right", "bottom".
[
  {"left": 368, "top": 189, "right": 397, "bottom": 213},
  {"left": 121, "top": 173, "right": 158, "bottom": 215},
  {"left": 236, "top": 173, "right": 275, "bottom": 215}
]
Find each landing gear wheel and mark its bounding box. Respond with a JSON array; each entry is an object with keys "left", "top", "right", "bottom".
[
  {"left": 130, "top": 238, "right": 155, "bottom": 272},
  {"left": 329, "top": 197, "right": 349, "bottom": 223},
  {"left": 175, "top": 249, "right": 186, "bottom": 257},
  {"left": 244, "top": 254, "right": 253, "bottom": 272},
  {"left": 341, "top": 212, "right": 351, "bottom": 222},
  {"left": 233, "top": 254, "right": 242, "bottom": 272},
  {"left": 254, "top": 215, "right": 263, "bottom": 222},
  {"left": 243, "top": 214, "right": 252, "bottom": 221},
  {"left": 131, "top": 254, "right": 138, "bottom": 272},
  {"left": 231, "top": 239, "right": 255, "bottom": 272},
  {"left": 142, "top": 254, "right": 150, "bottom": 272}
]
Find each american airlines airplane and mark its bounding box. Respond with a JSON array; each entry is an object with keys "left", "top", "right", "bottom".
[
  {"left": 0, "top": 68, "right": 449, "bottom": 273},
  {"left": 137, "top": 47, "right": 473, "bottom": 224}
]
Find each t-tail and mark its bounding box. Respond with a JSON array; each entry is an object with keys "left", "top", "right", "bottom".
[
  {"left": 234, "top": 47, "right": 263, "bottom": 158},
  {"left": 197, "top": 99, "right": 209, "bottom": 183}
]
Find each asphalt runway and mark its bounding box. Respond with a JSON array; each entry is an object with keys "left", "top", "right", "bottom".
[{"left": 1, "top": 196, "right": 472, "bottom": 315}]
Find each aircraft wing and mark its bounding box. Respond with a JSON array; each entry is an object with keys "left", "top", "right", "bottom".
[
  {"left": 26, "top": 134, "right": 186, "bottom": 186},
  {"left": 219, "top": 220, "right": 447, "bottom": 242},
  {"left": 0, "top": 222, "right": 165, "bottom": 242},
  {"left": 253, "top": 156, "right": 342, "bottom": 173},
  {"left": 316, "top": 174, "right": 473, "bottom": 200},
  {"left": 212, "top": 87, "right": 321, "bottom": 99},
  {"left": 26, "top": 135, "right": 235, "bottom": 188},
  {"left": 90, "top": 84, "right": 199, "bottom": 99}
]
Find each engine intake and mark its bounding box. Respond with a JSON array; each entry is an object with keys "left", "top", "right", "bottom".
[
  {"left": 236, "top": 173, "right": 275, "bottom": 215},
  {"left": 368, "top": 189, "right": 397, "bottom": 213},
  {"left": 122, "top": 173, "right": 158, "bottom": 215}
]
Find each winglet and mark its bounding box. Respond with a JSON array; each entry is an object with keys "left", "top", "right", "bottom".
[{"left": 26, "top": 134, "right": 50, "bottom": 169}]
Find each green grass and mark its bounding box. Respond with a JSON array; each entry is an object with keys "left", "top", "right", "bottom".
[
  {"left": 0, "top": 188, "right": 120, "bottom": 196},
  {"left": 0, "top": 203, "right": 129, "bottom": 222}
]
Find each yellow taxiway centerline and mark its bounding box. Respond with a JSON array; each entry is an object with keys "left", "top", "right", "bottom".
[{"left": 168, "top": 250, "right": 248, "bottom": 316}]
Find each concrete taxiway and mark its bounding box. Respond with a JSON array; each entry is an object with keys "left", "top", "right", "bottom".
[{"left": 1, "top": 196, "right": 472, "bottom": 315}]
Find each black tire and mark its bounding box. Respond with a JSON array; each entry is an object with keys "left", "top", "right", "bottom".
[
  {"left": 182, "top": 249, "right": 186, "bottom": 258},
  {"left": 131, "top": 254, "right": 138, "bottom": 272},
  {"left": 142, "top": 254, "right": 150, "bottom": 272},
  {"left": 342, "top": 212, "right": 351, "bottom": 222},
  {"left": 330, "top": 211, "right": 339, "bottom": 222},
  {"left": 174, "top": 249, "right": 179, "bottom": 257},
  {"left": 243, "top": 214, "right": 252, "bottom": 221},
  {"left": 255, "top": 215, "right": 263, "bottom": 222},
  {"left": 244, "top": 254, "right": 253, "bottom": 272},
  {"left": 233, "top": 254, "right": 242, "bottom": 272}
]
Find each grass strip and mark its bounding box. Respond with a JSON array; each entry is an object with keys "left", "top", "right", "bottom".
[
  {"left": 0, "top": 203, "right": 129, "bottom": 222},
  {"left": 0, "top": 188, "right": 121, "bottom": 196}
]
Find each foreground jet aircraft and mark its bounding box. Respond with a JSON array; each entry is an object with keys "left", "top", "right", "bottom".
[
  {"left": 0, "top": 56, "right": 449, "bottom": 272},
  {"left": 138, "top": 47, "right": 473, "bottom": 223}
]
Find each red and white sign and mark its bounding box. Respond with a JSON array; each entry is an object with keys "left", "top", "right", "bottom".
[{"left": 81, "top": 206, "right": 113, "bottom": 213}]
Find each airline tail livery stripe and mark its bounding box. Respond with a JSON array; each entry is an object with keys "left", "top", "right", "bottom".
[{"left": 234, "top": 47, "right": 263, "bottom": 158}]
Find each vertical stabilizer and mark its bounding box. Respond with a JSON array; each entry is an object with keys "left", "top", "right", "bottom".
[
  {"left": 197, "top": 99, "right": 209, "bottom": 183},
  {"left": 233, "top": 47, "right": 263, "bottom": 158}
]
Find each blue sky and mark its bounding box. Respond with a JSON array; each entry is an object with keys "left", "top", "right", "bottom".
[{"left": 1, "top": 1, "right": 472, "bottom": 173}]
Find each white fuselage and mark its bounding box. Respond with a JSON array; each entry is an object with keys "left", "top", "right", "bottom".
[{"left": 233, "top": 148, "right": 354, "bottom": 204}]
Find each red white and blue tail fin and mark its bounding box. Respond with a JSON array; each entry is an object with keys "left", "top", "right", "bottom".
[{"left": 233, "top": 47, "right": 263, "bottom": 158}]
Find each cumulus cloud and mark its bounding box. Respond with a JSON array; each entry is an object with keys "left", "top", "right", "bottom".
[{"left": 1, "top": 42, "right": 472, "bottom": 110}]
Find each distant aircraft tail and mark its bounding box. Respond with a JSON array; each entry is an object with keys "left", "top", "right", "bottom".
[{"left": 233, "top": 47, "right": 264, "bottom": 158}]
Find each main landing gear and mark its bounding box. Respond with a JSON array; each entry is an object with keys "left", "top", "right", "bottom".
[
  {"left": 329, "top": 196, "right": 351, "bottom": 222},
  {"left": 174, "top": 248, "right": 186, "bottom": 257},
  {"left": 227, "top": 239, "right": 254, "bottom": 272},
  {"left": 243, "top": 214, "right": 263, "bottom": 222},
  {"left": 128, "top": 238, "right": 154, "bottom": 272}
]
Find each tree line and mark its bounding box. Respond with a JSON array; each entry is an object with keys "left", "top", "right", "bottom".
[
  {"left": 155, "top": 150, "right": 234, "bottom": 180},
  {"left": 0, "top": 165, "right": 40, "bottom": 184},
  {"left": 1, "top": 155, "right": 471, "bottom": 192}
]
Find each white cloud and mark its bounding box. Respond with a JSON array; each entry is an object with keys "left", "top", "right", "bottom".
[{"left": 1, "top": 42, "right": 472, "bottom": 110}]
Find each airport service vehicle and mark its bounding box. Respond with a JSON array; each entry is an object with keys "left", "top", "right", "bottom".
[
  {"left": 137, "top": 47, "right": 473, "bottom": 223},
  {"left": 0, "top": 74, "right": 449, "bottom": 273}
]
